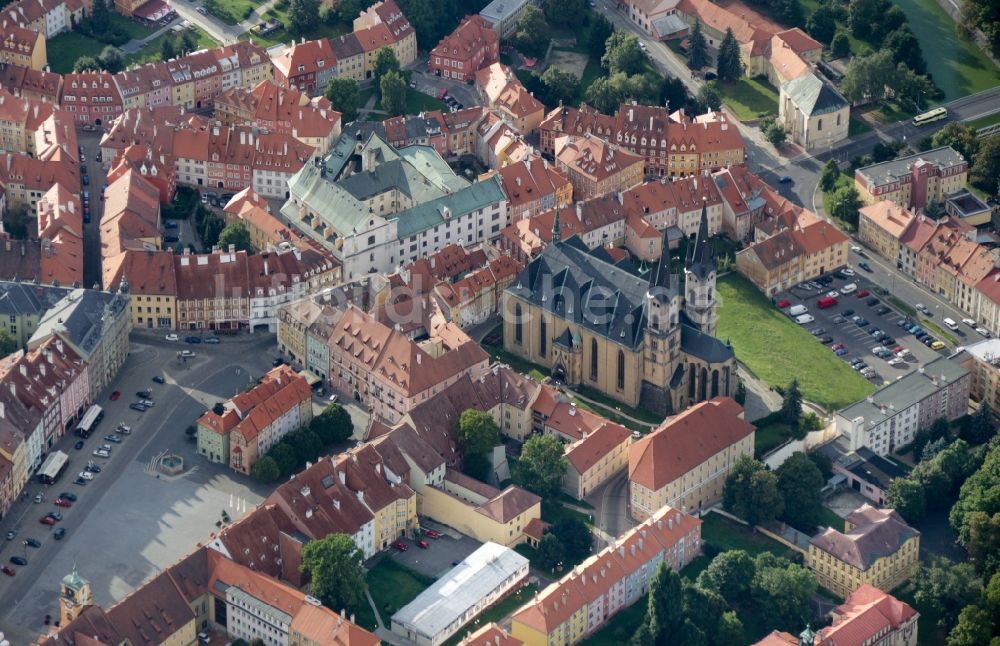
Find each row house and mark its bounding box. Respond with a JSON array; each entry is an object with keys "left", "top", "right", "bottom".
[
  {"left": 329, "top": 32, "right": 366, "bottom": 82},
  {"left": 383, "top": 112, "right": 449, "bottom": 157},
  {"left": 0, "top": 62, "right": 62, "bottom": 103},
  {"left": 61, "top": 70, "right": 123, "bottom": 126},
  {"left": 352, "top": 0, "right": 418, "bottom": 71},
  {"left": 327, "top": 305, "right": 489, "bottom": 424},
  {"left": 562, "top": 420, "right": 632, "bottom": 500},
  {"left": 104, "top": 249, "right": 178, "bottom": 329},
  {"left": 108, "top": 143, "right": 177, "bottom": 204},
  {"left": 99, "top": 105, "right": 185, "bottom": 165},
  {"left": 476, "top": 112, "right": 531, "bottom": 170},
  {"left": 620, "top": 174, "right": 724, "bottom": 241},
  {"left": 435, "top": 253, "right": 523, "bottom": 329},
  {"left": 554, "top": 133, "right": 645, "bottom": 200},
  {"left": 855, "top": 146, "right": 969, "bottom": 211},
  {"left": 0, "top": 371, "right": 42, "bottom": 516},
  {"left": 429, "top": 14, "right": 499, "bottom": 81},
  {"left": 0, "top": 152, "right": 80, "bottom": 209},
  {"left": 539, "top": 103, "right": 617, "bottom": 157},
  {"left": 857, "top": 200, "right": 916, "bottom": 264},
  {"left": 475, "top": 62, "right": 545, "bottom": 135},
  {"left": 36, "top": 183, "right": 84, "bottom": 288},
  {"left": 250, "top": 130, "right": 316, "bottom": 199},
  {"left": 0, "top": 21, "right": 46, "bottom": 70},
  {"left": 494, "top": 153, "right": 573, "bottom": 221},
  {"left": 498, "top": 195, "right": 633, "bottom": 262},
  {"left": 247, "top": 247, "right": 340, "bottom": 331},
  {"left": 271, "top": 37, "right": 337, "bottom": 95},
  {"left": 441, "top": 106, "right": 489, "bottom": 158},
  {"left": 512, "top": 506, "right": 702, "bottom": 645},
  {"left": 1, "top": 0, "right": 74, "bottom": 39},
  {"left": 99, "top": 168, "right": 161, "bottom": 280}
]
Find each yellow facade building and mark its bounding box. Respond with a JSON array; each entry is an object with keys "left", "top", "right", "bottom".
[
  {"left": 629, "top": 397, "right": 754, "bottom": 519},
  {"left": 562, "top": 421, "right": 632, "bottom": 499},
  {"left": 277, "top": 298, "right": 322, "bottom": 365},
  {"left": 858, "top": 200, "right": 916, "bottom": 263},
  {"left": 807, "top": 504, "right": 920, "bottom": 598}
]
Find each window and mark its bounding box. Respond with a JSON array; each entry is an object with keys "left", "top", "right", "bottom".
[
  {"left": 590, "top": 338, "right": 598, "bottom": 380},
  {"left": 539, "top": 316, "right": 547, "bottom": 357},
  {"left": 617, "top": 350, "right": 625, "bottom": 390},
  {"left": 817, "top": 118, "right": 823, "bottom": 131},
  {"left": 515, "top": 304, "right": 523, "bottom": 344}
]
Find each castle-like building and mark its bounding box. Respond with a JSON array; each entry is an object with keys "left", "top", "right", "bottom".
[{"left": 502, "top": 202, "right": 735, "bottom": 416}]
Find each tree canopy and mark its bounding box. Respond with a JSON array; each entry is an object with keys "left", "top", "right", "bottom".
[
  {"left": 372, "top": 47, "right": 400, "bottom": 87},
  {"left": 288, "top": 0, "right": 321, "bottom": 37},
  {"left": 300, "top": 533, "right": 367, "bottom": 613},
  {"left": 688, "top": 20, "right": 709, "bottom": 69},
  {"left": 776, "top": 452, "right": 825, "bottom": 531},
  {"left": 0, "top": 329, "right": 17, "bottom": 356},
  {"left": 540, "top": 66, "right": 580, "bottom": 105},
  {"left": 716, "top": 28, "right": 742, "bottom": 81},
  {"left": 217, "top": 221, "right": 255, "bottom": 254},
  {"left": 310, "top": 404, "right": 354, "bottom": 445},
  {"left": 325, "top": 78, "right": 362, "bottom": 122},
  {"left": 379, "top": 71, "right": 407, "bottom": 116},
  {"left": 602, "top": 31, "right": 646, "bottom": 76},
  {"left": 514, "top": 4, "right": 550, "bottom": 58},
  {"left": 515, "top": 434, "right": 568, "bottom": 499},
  {"left": 723, "top": 455, "right": 783, "bottom": 525}
]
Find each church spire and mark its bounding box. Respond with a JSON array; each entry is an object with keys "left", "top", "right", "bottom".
[{"left": 686, "top": 198, "right": 715, "bottom": 281}]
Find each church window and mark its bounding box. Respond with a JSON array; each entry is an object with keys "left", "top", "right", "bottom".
[
  {"left": 540, "top": 317, "right": 547, "bottom": 357},
  {"left": 515, "top": 304, "right": 523, "bottom": 344},
  {"left": 617, "top": 350, "right": 625, "bottom": 390},
  {"left": 590, "top": 339, "right": 598, "bottom": 380}
]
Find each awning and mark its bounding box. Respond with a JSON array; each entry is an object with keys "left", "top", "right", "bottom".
[{"left": 299, "top": 369, "right": 322, "bottom": 386}]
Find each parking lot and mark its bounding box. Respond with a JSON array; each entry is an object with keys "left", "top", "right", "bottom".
[
  {"left": 779, "top": 270, "right": 949, "bottom": 386},
  {"left": 387, "top": 532, "right": 483, "bottom": 580}
]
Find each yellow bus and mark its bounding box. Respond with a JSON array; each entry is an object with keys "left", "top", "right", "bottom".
[{"left": 912, "top": 107, "right": 948, "bottom": 126}]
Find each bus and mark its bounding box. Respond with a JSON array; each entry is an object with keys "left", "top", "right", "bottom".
[
  {"left": 37, "top": 450, "right": 69, "bottom": 484},
  {"left": 912, "top": 107, "right": 948, "bottom": 126},
  {"left": 75, "top": 404, "right": 104, "bottom": 438}
]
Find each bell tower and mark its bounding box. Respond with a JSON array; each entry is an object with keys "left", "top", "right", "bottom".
[
  {"left": 60, "top": 564, "right": 92, "bottom": 625},
  {"left": 684, "top": 199, "right": 718, "bottom": 336}
]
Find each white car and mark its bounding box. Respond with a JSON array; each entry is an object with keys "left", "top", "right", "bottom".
[
  {"left": 976, "top": 326, "right": 991, "bottom": 337},
  {"left": 842, "top": 268, "right": 856, "bottom": 277},
  {"left": 916, "top": 303, "right": 929, "bottom": 314},
  {"left": 888, "top": 357, "right": 904, "bottom": 366},
  {"left": 117, "top": 424, "right": 132, "bottom": 434},
  {"left": 851, "top": 245, "right": 862, "bottom": 253},
  {"left": 92, "top": 449, "right": 110, "bottom": 458},
  {"left": 795, "top": 314, "right": 815, "bottom": 324},
  {"left": 894, "top": 347, "right": 912, "bottom": 357},
  {"left": 962, "top": 318, "right": 976, "bottom": 327},
  {"left": 181, "top": 350, "right": 196, "bottom": 357},
  {"left": 78, "top": 471, "right": 94, "bottom": 481},
  {"left": 165, "top": 333, "right": 178, "bottom": 341},
  {"left": 840, "top": 283, "right": 857, "bottom": 294},
  {"left": 826, "top": 291, "right": 839, "bottom": 299}
]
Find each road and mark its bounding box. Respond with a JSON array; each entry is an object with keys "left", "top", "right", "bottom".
[
  {"left": 587, "top": 471, "right": 634, "bottom": 547},
  {"left": 77, "top": 130, "right": 105, "bottom": 290}
]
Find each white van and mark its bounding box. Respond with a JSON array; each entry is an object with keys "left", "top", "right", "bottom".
[
  {"left": 795, "top": 314, "right": 815, "bottom": 324},
  {"left": 789, "top": 304, "right": 808, "bottom": 316},
  {"left": 943, "top": 317, "right": 959, "bottom": 331},
  {"left": 840, "top": 283, "right": 857, "bottom": 295}
]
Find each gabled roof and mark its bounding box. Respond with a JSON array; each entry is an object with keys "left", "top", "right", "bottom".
[
  {"left": 809, "top": 505, "right": 919, "bottom": 571},
  {"left": 781, "top": 73, "right": 848, "bottom": 116}
]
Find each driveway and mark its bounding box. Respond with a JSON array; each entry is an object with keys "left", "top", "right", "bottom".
[
  {"left": 586, "top": 470, "right": 634, "bottom": 547},
  {"left": 0, "top": 335, "right": 281, "bottom": 644}
]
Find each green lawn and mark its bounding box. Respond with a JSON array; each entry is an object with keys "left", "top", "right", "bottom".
[
  {"left": 717, "top": 273, "right": 876, "bottom": 410},
  {"left": 821, "top": 172, "right": 857, "bottom": 230},
  {"left": 581, "top": 598, "right": 648, "bottom": 646},
  {"left": 441, "top": 584, "right": 539, "bottom": 646},
  {"left": 716, "top": 77, "right": 779, "bottom": 121},
  {"left": 890, "top": 297, "right": 917, "bottom": 317},
  {"left": 576, "top": 384, "right": 662, "bottom": 426},
  {"left": 891, "top": 0, "right": 1000, "bottom": 100},
  {"left": 700, "top": 511, "right": 794, "bottom": 557},
  {"left": 966, "top": 111, "right": 1000, "bottom": 131},
  {"left": 754, "top": 420, "right": 795, "bottom": 458},
  {"left": 46, "top": 32, "right": 106, "bottom": 73},
  {"left": 482, "top": 339, "right": 550, "bottom": 382},
  {"left": 360, "top": 558, "right": 434, "bottom": 630},
  {"left": 874, "top": 102, "right": 918, "bottom": 125},
  {"left": 405, "top": 87, "right": 447, "bottom": 114},
  {"left": 848, "top": 116, "right": 871, "bottom": 137},
  {"left": 894, "top": 585, "right": 948, "bottom": 646},
  {"left": 816, "top": 505, "right": 844, "bottom": 532},
  {"left": 918, "top": 318, "right": 959, "bottom": 346},
  {"left": 246, "top": 6, "right": 350, "bottom": 48},
  {"left": 124, "top": 27, "right": 219, "bottom": 67},
  {"left": 206, "top": 0, "right": 256, "bottom": 23},
  {"left": 109, "top": 13, "right": 157, "bottom": 40}
]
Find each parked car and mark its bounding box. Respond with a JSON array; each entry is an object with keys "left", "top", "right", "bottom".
[
  {"left": 54, "top": 498, "right": 72, "bottom": 508},
  {"left": 880, "top": 336, "right": 895, "bottom": 346},
  {"left": 34, "top": 493, "right": 43, "bottom": 503},
  {"left": 163, "top": 235, "right": 179, "bottom": 243},
  {"left": 5, "top": 530, "right": 15, "bottom": 540},
  {"left": 834, "top": 347, "right": 848, "bottom": 356},
  {"left": 832, "top": 315, "right": 845, "bottom": 324},
  {"left": 777, "top": 299, "right": 791, "bottom": 308},
  {"left": 139, "top": 399, "right": 154, "bottom": 407},
  {"left": 85, "top": 463, "right": 102, "bottom": 473},
  {"left": 10, "top": 556, "right": 27, "bottom": 566},
  {"left": 393, "top": 541, "right": 408, "bottom": 552},
  {"left": 855, "top": 289, "right": 870, "bottom": 298},
  {"left": 869, "top": 327, "right": 882, "bottom": 337},
  {"left": 104, "top": 434, "right": 122, "bottom": 443},
  {"left": 74, "top": 476, "right": 88, "bottom": 486},
  {"left": 92, "top": 448, "right": 111, "bottom": 458},
  {"left": 1, "top": 565, "right": 14, "bottom": 576},
  {"left": 204, "top": 336, "right": 220, "bottom": 344},
  {"left": 875, "top": 306, "right": 891, "bottom": 315},
  {"left": 165, "top": 333, "right": 178, "bottom": 341},
  {"left": 810, "top": 327, "right": 826, "bottom": 336},
  {"left": 185, "top": 336, "right": 202, "bottom": 344},
  {"left": 888, "top": 357, "right": 904, "bottom": 366},
  {"left": 39, "top": 516, "right": 56, "bottom": 525},
  {"left": 53, "top": 527, "right": 66, "bottom": 540},
  {"left": 855, "top": 318, "right": 870, "bottom": 326},
  {"left": 795, "top": 314, "right": 815, "bottom": 324},
  {"left": 165, "top": 220, "right": 178, "bottom": 229},
  {"left": 842, "top": 268, "right": 856, "bottom": 277},
  {"left": 425, "top": 529, "right": 440, "bottom": 539},
  {"left": 152, "top": 375, "right": 166, "bottom": 384},
  {"left": 778, "top": 175, "right": 792, "bottom": 183},
  {"left": 976, "top": 326, "right": 991, "bottom": 337},
  {"left": 858, "top": 261, "right": 873, "bottom": 272},
  {"left": 931, "top": 340, "right": 946, "bottom": 350},
  {"left": 78, "top": 471, "right": 94, "bottom": 481},
  {"left": 831, "top": 343, "right": 845, "bottom": 351},
  {"left": 129, "top": 403, "right": 147, "bottom": 412},
  {"left": 180, "top": 350, "right": 196, "bottom": 358},
  {"left": 117, "top": 424, "right": 132, "bottom": 435},
  {"left": 25, "top": 537, "right": 41, "bottom": 548},
  {"left": 416, "top": 539, "right": 429, "bottom": 549},
  {"left": 58, "top": 492, "right": 77, "bottom": 502},
  {"left": 820, "top": 336, "right": 834, "bottom": 344},
  {"left": 74, "top": 440, "right": 85, "bottom": 450},
  {"left": 916, "top": 303, "right": 930, "bottom": 314},
  {"left": 136, "top": 389, "right": 151, "bottom": 398},
  {"left": 841, "top": 309, "right": 855, "bottom": 317}
]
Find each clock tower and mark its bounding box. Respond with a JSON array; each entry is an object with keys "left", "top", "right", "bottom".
[{"left": 60, "top": 565, "right": 92, "bottom": 625}]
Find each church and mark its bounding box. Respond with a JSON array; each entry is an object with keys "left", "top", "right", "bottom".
[{"left": 502, "top": 202, "right": 736, "bottom": 416}]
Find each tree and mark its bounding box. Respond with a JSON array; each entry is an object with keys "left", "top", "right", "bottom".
[
  {"left": 659, "top": 75, "right": 690, "bottom": 111},
  {"left": 536, "top": 533, "right": 565, "bottom": 571},
  {"left": 841, "top": 48, "right": 898, "bottom": 104},
  {"left": 635, "top": 562, "right": 685, "bottom": 645},
  {"left": 723, "top": 455, "right": 784, "bottom": 525},
  {"left": 894, "top": 63, "right": 936, "bottom": 113},
  {"left": 541, "top": 66, "right": 580, "bottom": 105},
  {"left": 697, "top": 83, "right": 723, "bottom": 111},
  {"left": 601, "top": 32, "right": 646, "bottom": 76},
  {"left": 325, "top": 78, "right": 361, "bottom": 122},
  {"left": 212, "top": 402, "right": 226, "bottom": 415},
  {"left": 884, "top": 26, "right": 927, "bottom": 74},
  {"left": 932, "top": 123, "right": 979, "bottom": 165},
  {"left": 781, "top": 379, "right": 803, "bottom": 428},
  {"left": 688, "top": 19, "right": 709, "bottom": 69},
  {"left": 777, "top": 452, "right": 825, "bottom": 531},
  {"left": 582, "top": 13, "right": 614, "bottom": 58},
  {"left": 716, "top": 611, "right": 745, "bottom": 645},
  {"left": 372, "top": 47, "right": 400, "bottom": 87},
  {"left": 947, "top": 605, "right": 995, "bottom": 646},
  {"left": 516, "top": 434, "right": 568, "bottom": 498},
  {"left": 696, "top": 549, "right": 754, "bottom": 601},
  {"left": 514, "top": 4, "right": 549, "bottom": 58},
  {"left": 751, "top": 554, "right": 816, "bottom": 631},
  {"left": 806, "top": 3, "right": 839, "bottom": 43},
  {"left": 311, "top": 404, "right": 354, "bottom": 445},
  {"left": 552, "top": 515, "right": 592, "bottom": 560},
  {"left": 961, "top": 0, "right": 1000, "bottom": 59},
  {"left": 950, "top": 441, "right": 1000, "bottom": 546},
  {"left": 269, "top": 442, "right": 298, "bottom": 475},
  {"left": 779, "top": 0, "right": 804, "bottom": 28},
  {"left": 848, "top": 0, "right": 890, "bottom": 40},
  {"left": 462, "top": 452, "right": 491, "bottom": 481},
  {"left": 830, "top": 31, "right": 850, "bottom": 59},
  {"left": 287, "top": 0, "right": 320, "bottom": 38},
  {"left": 966, "top": 512, "right": 1000, "bottom": 577},
  {"left": 584, "top": 74, "right": 626, "bottom": 113},
  {"left": 971, "top": 136, "right": 1000, "bottom": 197},
  {"left": 820, "top": 159, "right": 841, "bottom": 192},
  {"left": 300, "top": 533, "right": 367, "bottom": 612},
  {"left": 875, "top": 5, "right": 907, "bottom": 41},
  {"left": 0, "top": 202, "right": 30, "bottom": 239},
  {"left": 98, "top": 46, "right": 124, "bottom": 73},
  {"left": 543, "top": 0, "right": 587, "bottom": 27},
  {"left": 764, "top": 120, "right": 787, "bottom": 147},
  {"left": 716, "top": 28, "right": 743, "bottom": 81},
  {"left": 90, "top": 0, "right": 110, "bottom": 33},
  {"left": 734, "top": 379, "right": 747, "bottom": 405},
  {"left": 455, "top": 409, "right": 500, "bottom": 457},
  {"left": 379, "top": 71, "right": 407, "bottom": 116},
  {"left": 161, "top": 35, "right": 177, "bottom": 61},
  {"left": 73, "top": 56, "right": 99, "bottom": 72},
  {"left": 286, "top": 428, "right": 324, "bottom": 464},
  {"left": 962, "top": 406, "right": 995, "bottom": 445},
  {"left": 886, "top": 476, "right": 927, "bottom": 522},
  {"left": 180, "top": 28, "right": 198, "bottom": 54},
  {"left": 828, "top": 184, "right": 861, "bottom": 227},
  {"left": 217, "top": 221, "right": 255, "bottom": 254},
  {"left": 251, "top": 456, "right": 281, "bottom": 483},
  {"left": 915, "top": 556, "right": 984, "bottom": 631}
]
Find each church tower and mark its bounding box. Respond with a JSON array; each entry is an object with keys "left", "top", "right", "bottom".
[
  {"left": 60, "top": 565, "right": 92, "bottom": 625},
  {"left": 684, "top": 199, "right": 718, "bottom": 336},
  {"left": 643, "top": 225, "right": 681, "bottom": 414}
]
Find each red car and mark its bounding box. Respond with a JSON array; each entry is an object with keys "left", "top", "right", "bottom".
[
  {"left": 1, "top": 565, "right": 14, "bottom": 576},
  {"left": 109, "top": 390, "right": 120, "bottom": 401},
  {"left": 831, "top": 343, "right": 845, "bottom": 351},
  {"left": 54, "top": 498, "right": 73, "bottom": 508},
  {"left": 777, "top": 299, "right": 791, "bottom": 308},
  {"left": 856, "top": 290, "right": 870, "bottom": 298},
  {"left": 39, "top": 516, "right": 56, "bottom": 525},
  {"left": 425, "top": 530, "right": 440, "bottom": 539},
  {"left": 393, "top": 541, "right": 408, "bottom": 552},
  {"left": 417, "top": 540, "right": 429, "bottom": 549}
]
